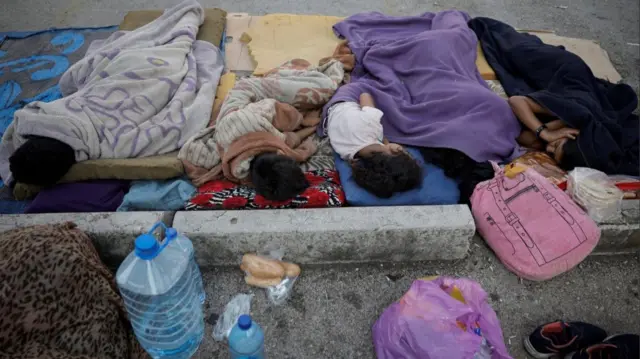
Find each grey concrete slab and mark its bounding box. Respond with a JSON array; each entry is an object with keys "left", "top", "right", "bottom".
[
  {"left": 173, "top": 205, "right": 476, "bottom": 267},
  {"left": 0, "top": 212, "right": 169, "bottom": 267},
  {"left": 0, "top": 199, "right": 634, "bottom": 272},
  {"left": 195, "top": 238, "right": 640, "bottom": 359},
  {"left": 594, "top": 200, "right": 640, "bottom": 254},
  {"left": 168, "top": 201, "right": 636, "bottom": 267}
]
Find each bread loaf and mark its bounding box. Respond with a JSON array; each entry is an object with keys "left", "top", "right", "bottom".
[
  {"left": 244, "top": 274, "right": 283, "bottom": 288},
  {"left": 241, "top": 254, "right": 285, "bottom": 279},
  {"left": 281, "top": 261, "right": 301, "bottom": 277}
]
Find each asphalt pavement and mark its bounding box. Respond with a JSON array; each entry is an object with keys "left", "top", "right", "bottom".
[
  {"left": 2, "top": 0, "right": 639, "bottom": 357},
  {"left": 197, "top": 238, "right": 640, "bottom": 358},
  {"left": 1, "top": 0, "right": 638, "bottom": 91}
]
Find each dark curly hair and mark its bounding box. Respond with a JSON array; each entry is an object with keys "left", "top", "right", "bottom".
[
  {"left": 250, "top": 152, "right": 309, "bottom": 201},
  {"left": 559, "top": 139, "right": 588, "bottom": 171},
  {"left": 352, "top": 152, "right": 422, "bottom": 198},
  {"left": 9, "top": 136, "right": 76, "bottom": 186}
]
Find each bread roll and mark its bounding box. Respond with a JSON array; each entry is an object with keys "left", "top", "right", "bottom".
[
  {"left": 244, "top": 274, "right": 283, "bottom": 288},
  {"left": 241, "top": 254, "right": 285, "bottom": 279},
  {"left": 281, "top": 261, "right": 301, "bottom": 277}
]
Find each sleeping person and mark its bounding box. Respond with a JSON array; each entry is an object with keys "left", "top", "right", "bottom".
[
  {"left": 179, "top": 58, "right": 346, "bottom": 201},
  {"left": 509, "top": 96, "right": 583, "bottom": 169},
  {"left": 327, "top": 92, "right": 422, "bottom": 198},
  {"left": 470, "top": 17, "right": 639, "bottom": 176}
]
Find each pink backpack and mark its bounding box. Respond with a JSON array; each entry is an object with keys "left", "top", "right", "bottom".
[{"left": 471, "top": 164, "right": 600, "bottom": 281}]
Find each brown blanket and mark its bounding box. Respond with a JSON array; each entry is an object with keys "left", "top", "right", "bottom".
[
  {"left": 179, "top": 59, "right": 345, "bottom": 186},
  {"left": 0, "top": 223, "right": 148, "bottom": 359},
  {"left": 223, "top": 129, "right": 318, "bottom": 184}
]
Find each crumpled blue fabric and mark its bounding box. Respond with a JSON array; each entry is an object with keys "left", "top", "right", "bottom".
[{"left": 117, "top": 177, "right": 196, "bottom": 211}]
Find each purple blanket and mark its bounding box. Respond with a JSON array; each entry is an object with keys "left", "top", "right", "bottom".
[
  {"left": 26, "top": 180, "right": 129, "bottom": 213},
  {"left": 321, "top": 11, "right": 523, "bottom": 162}
]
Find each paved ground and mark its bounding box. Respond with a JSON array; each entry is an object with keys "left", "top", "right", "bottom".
[
  {"left": 2, "top": 0, "right": 639, "bottom": 358},
  {"left": 197, "top": 239, "right": 640, "bottom": 358},
  {"left": 1, "top": 0, "right": 639, "bottom": 92}
]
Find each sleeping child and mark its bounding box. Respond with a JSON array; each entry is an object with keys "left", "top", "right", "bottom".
[{"left": 327, "top": 93, "right": 422, "bottom": 198}]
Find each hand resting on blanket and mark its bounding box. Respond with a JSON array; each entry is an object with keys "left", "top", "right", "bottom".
[{"left": 509, "top": 95, "right": 586, "bottom": 170}]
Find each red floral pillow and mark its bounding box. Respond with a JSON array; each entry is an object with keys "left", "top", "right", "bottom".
[{"left": 185, "top": 169, "right": 345, "bottom": 210}]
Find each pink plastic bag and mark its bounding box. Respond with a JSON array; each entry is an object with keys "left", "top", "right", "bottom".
[
  {"left": 471, "top": 164, "right": 600, "bottom": 281},
  {"left": 372, "top": 277, "right": 512, "bottom": 359}
]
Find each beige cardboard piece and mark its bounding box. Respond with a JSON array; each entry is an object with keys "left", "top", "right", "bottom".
[
  {"left": 245, "top": 14, "right": 344, "bottom": 75},
  {"left": 225, "top": 13, "right": 256, "bottom": 72},
  {"left": 227, "top": 14, "right": 621, "bottom": 83},
  {"left": 226, "top": 13, "right": 343, "bottom": 74}
]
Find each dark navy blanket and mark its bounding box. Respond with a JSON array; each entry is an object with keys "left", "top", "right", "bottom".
[{"left": 468, "top": 17, "right": 639, "bottom": 176}]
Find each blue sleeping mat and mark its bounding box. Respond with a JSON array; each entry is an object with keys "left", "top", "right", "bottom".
[{"left": 334, "top": 147, "right": 460, "bottom": 206}]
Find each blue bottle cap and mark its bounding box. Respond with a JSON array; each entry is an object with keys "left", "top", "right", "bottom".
[
  {"left": 165, "top": 227, "right": 178, "bottom": 239},
  {"left": 134, "top": 234, "right": 160, "bottom": 260},
  {"left": 237, "top": 315, "right": 252, "bottom": 330}
]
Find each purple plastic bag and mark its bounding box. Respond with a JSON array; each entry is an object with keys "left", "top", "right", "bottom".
[{"left": 372, "top": 277, "right": 512, "bottom": 359}]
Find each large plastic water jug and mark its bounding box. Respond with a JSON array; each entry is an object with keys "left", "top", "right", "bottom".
[
  {"left": 116, "top": 222, "right": 205, "bottom": 359},
  {"left": 228, "top": 314, "right": 265, "bottom": 359},
  {"left": 165, "top": 227, "right": 206, "bottom": 304}
]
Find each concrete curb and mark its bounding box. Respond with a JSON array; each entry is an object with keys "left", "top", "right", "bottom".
[
  {"left": 0, "top": 212, "right": 168, "bottom": 268},
  {"left": 172, "top": 205, "right": 476, "bottom": 267},
  {"left": 592, "top": 200, "right": 640, "bottom": 254},
  {"left": 0, "top": 201, "right": 636, "bottom": 267}
]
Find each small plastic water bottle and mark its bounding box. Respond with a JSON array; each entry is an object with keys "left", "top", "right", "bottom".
[
  {"left": 228, "top": 315, "right": 265, "bottom": 359},
  {"left": 165, "top": 227, "right": 206, "bottom": 304},
  {"left": 472, "top": 327, "right": 493, "bottom": 359},
  {"left": 116, "top": 222, "right": 205, "bottom": 359}
]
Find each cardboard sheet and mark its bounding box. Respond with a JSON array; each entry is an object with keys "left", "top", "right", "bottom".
[
  {"left": 224, "top": 13, "right": 256, "bottom": 73},
  {"left": 211, "top": 72, "right": 236, "bottom": 120},
  {"left": 227, "top": 14, "right": 621, "bottom": 83},
  {"left": 226, "top": 13, "right": 343, "bottom": 75},
  {"left": 245, "top": 14, "right": 344, "bottom": 75}
]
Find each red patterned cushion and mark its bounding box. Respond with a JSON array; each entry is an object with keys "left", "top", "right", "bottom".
[{"left": 185, "top": 169, "right": 345, "bottom": 210}]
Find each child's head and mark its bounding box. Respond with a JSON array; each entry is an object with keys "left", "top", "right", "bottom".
[
  {"left": 250, "top": 152, "right": 309, "bottom": 201},
  {"left": 352, "top": 149, "right": 422, "bottom": 198},
  {"left": 546, "top": 138, "right": 588, "bottom": 171},
  {"left": 9, "top": 136, "right": 76, "bottom": 186}
]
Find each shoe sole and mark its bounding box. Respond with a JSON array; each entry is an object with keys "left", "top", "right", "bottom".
[
  {"left": 564, "top": 334, "right": 629, "bottom": 359},
  {"left": 524, "top": 337, "right": 557, "bottom": 359},
  {"left": 602, "top": 334, "right": 623, "bottom": 342}
]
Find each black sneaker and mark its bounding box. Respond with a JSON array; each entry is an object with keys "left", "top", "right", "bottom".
[
  {"left": 524, "top": 321, "right": 608, "bottom": 358},
  {"left": 566, "top": 334, "right": 639, "bottom": 359}
]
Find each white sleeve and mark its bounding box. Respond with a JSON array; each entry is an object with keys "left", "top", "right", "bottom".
[
  {"left": 361, "top": 106, "right": 384, "bottom": 123},
  {"left": 327, "top": 104, "right": 382, "bottom": 160}
]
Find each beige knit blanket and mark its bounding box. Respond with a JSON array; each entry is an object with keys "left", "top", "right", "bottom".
[{"left": 178, "top": 59, "right": 344, "bottom": 186}]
